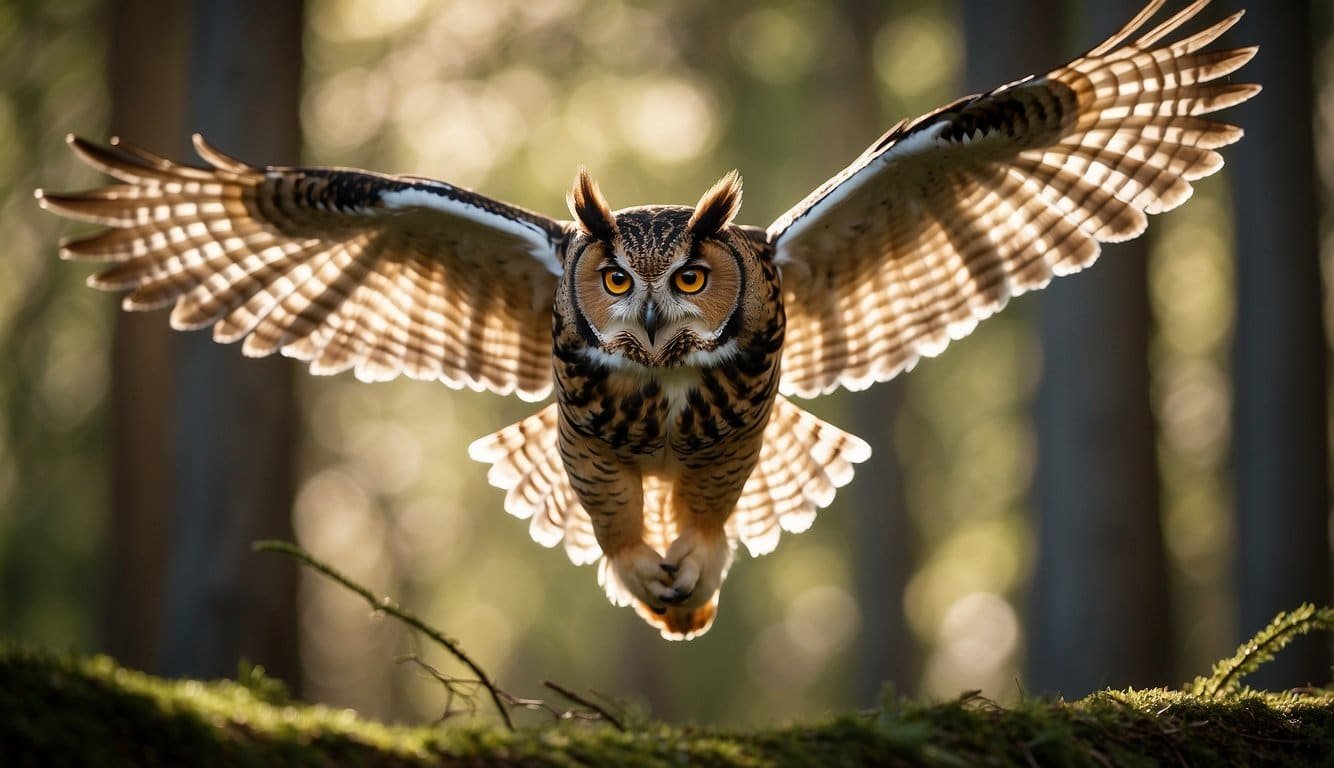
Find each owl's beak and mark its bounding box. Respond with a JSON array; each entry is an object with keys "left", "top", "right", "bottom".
[{"left": 640, "top": 300, "right": 662, "bottom": 346}]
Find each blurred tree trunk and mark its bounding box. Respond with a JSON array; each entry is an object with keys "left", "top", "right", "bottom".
[
  {"left": 149, "top": 0, "right": 303, "bottom": 686},
  {"left": 845, "top": 0, "right": 917, "bottom": 703},
  {"left": 1227, "top": 0, "right": 1330, "bottom": 689},
  {"left": 961, "top": 0, "right": 1172, "bottom": 695},
  {"left": 103, "top": 0, "right": 187, "bottom": 674}
]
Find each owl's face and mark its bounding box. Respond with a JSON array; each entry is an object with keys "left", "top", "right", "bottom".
[{"left": 563, "top": 170, "right": 751, "bottom": 369}]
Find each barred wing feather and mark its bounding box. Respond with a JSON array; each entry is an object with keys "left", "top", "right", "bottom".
[
  {"left": 770, "top": 0, "right": 1258, "bottom": 398},
  {"left": 38, "top": 134, "right": 567, "bottom": 401}
]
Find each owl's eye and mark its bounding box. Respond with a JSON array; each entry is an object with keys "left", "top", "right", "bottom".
[
  {"left": 672, "top": 267, "right": 708, "bottom": 294},
  {"left": 602, "top": 268, "right": 633, "bottom": 296}
]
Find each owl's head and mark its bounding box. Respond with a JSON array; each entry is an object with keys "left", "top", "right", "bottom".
[{"left": 563, "top": 169, "right": 758, "bottom": 369}]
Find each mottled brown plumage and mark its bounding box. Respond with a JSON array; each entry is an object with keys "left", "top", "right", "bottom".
[
  {"left": 551, "top": 194, "right": 787, "bottom": 636},
  {"left": 38, "top": 0, "right": 1256, "bottom": 638}
]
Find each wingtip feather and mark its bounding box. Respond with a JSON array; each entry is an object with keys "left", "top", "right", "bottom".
[
  {"left": 193, "top": 133, "right": 252, "bottom": 173},
  {"left": 1087, "top": 0, "right": 1169, "bottom": 57},
  {"left": 1134, "top": 0, "right": 1212, "bottom": 49}
]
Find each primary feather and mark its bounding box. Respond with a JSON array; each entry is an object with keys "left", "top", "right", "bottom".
[
  {"left": 770, "top": 0, "right": 1257, "bottom": 398},
  {"left": 39, "top": 134, "right": 565, "bottom": 400}
]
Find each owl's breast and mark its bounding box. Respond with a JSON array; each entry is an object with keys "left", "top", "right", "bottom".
[
  {"left": 555, "top": 349, "right": 780, "bottom": 471},
  {"left": 668, "top": 357, "right": 779, "bottom": 464},
  {"left": 554, "top": 345, "right": 672, "bottom": 458}
]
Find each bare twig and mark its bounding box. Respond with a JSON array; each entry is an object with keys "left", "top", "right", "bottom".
[
  {"left": 398, "top": 654, "right": 482, "bottom": 723},
  {"left": 543, "top": 680, "right": 625, "bottom": 731},
  {"left": 497, "top": 688, "right": 618, "bottom": 726},
  {"left": 254, "top": 539, "right": 514, "bottom": 730}
]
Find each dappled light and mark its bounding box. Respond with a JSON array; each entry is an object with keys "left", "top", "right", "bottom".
[
  {"left": 1149, "top": 186, "right": 1237, "bottom": 671},
  {"left": 2, "top": 0, "right": 1328, "bottom": 740},
  {"left": 922, "top": 591, "right": 1021, "bottom": 699},
  {"left": 729, "top": 6, "right": 821, "bottom": 85},
  {"left": 0, "top": 0, "right": 111, "bottom": 655},
  {"left": 874, "top": 10, "right": 961, "bottom": 103}
]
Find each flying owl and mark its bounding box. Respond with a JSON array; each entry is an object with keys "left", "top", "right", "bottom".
[{"left": 38, "top": 0, "right": 1257, "bottom": 639}]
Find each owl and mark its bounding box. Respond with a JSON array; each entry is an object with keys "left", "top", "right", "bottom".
[{"left": 39, "top": 0, "right": 1257, "bottom": 639}]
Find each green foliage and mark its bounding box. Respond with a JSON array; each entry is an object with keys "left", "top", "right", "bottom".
[
  {"left": 4, "top": 607, "right": 1334, "bottom": 768},
  {"left": 1191, "top": 603, "right": 1334, "bottom": 699}
]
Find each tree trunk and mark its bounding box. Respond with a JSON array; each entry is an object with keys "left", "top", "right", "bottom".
[
  {"left": 103, "top": 0, "right": 188, "bottom": 675},
  {"left": 962, "top": 0, "right": 1172, "bottom": 696},
  {"left": 846, "top": 0, "right": 917, "bottom": 703},
  {"left": 153, "top": 0, "right": 303, "bottom": 686},
  {"left": 1228, "top": 0, "right": 1329, "bottom": 689}
]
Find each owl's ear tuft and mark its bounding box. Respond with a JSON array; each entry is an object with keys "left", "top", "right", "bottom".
[
  {"left": 567, "top": 167, "right": 617, "bottom": 240},
  {"left": 688, "top": 170, "right": 743, "bottom": 238}
]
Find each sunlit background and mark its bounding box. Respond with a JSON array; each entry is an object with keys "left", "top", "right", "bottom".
[{"left": 1, "top": 0, "right": 1328, "bottom": 727}]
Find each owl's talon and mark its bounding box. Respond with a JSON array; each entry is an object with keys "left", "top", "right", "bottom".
[
  {"left": 645, "top": 580, "right": 677, "bottom": 602},
  {"left": 655, "top": 587, "right": 689, "bottom": 605},
  {"left": 661, "top": 528, "right": 732, "bottom": 611},
  {"left": 671, "top": 588, "right": 693, "bottom": 604},
  {"left": 607, "top": 542, "right": 677, "bottom": 610},
  {"left": 662, "top": 580, "right": 695, "bottom": 605}
]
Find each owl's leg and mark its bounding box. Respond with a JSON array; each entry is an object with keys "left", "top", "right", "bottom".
[
  {"left": 558, "top": 414, "right": 683, "bottom": 611},
  {"left": 657, "top": 466, "right": 744, "bottom": 610},
  {"left": 574, "top": 462, "right": 679, "bottom": 611}
]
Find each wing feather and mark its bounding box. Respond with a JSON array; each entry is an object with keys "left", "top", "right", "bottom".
[
  {"left": 39, "top": 134, "right": 567, "bottom": 401},
  {"left": 468, "top": 404, "right": 602, "bottom": 566},
  {"left": 728, "top": 396, "right": 871, "bottom": 557},
  {"left": 770, "top": 0, "right": 1257, "bottom": 398}
]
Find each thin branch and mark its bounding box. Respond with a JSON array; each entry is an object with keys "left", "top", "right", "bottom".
[
  {"left": 398, "top": 654, "right": 482, "bottom": 723},
  {"left": 543, "top": 680, "right": 625, "bottom": 731},
  {"left": 496, "top": 689, "right": 613, "bottom": 726},
  {"left": 254, "top": 539, "right": 514, "bottom": 730}
]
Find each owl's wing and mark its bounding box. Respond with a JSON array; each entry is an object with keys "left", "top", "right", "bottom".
[
  {"left": 769, "top": 0, "right": 1257, "bottom": 398},
  {"left": 728, "top": 395, "right": 871, "bottom": 558},
  {"left": 468, "top": 404, "right": 603, "bottom": 567},
  {"left": 38, "top": 135, "right": 568, "bottom": 401}
]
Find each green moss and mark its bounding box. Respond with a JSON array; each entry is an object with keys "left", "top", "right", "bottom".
[{"left": 3, "top": 645, "right": 1332, "bottom": 767}]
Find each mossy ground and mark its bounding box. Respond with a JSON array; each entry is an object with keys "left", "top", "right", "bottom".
[{"left": 3, "top": 646, "right": 1332, "bottom": 767}]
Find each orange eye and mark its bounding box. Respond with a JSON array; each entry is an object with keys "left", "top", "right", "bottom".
[
  {"left": 672, "top": 267, "right": 708, "bottom": 294},
  {"left": 602, "top": 268, "right": 632, "bottom": 296}
]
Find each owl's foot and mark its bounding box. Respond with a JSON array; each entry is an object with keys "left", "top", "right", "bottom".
[
  {"left": 598, "top": 536, "right": 729, "bottom": 640},
  {"left": 659, "top": 527, "right": 733, "bottom": 610},
  {"left": 604, "top": 541, "right": 678, "bottom": 611}
]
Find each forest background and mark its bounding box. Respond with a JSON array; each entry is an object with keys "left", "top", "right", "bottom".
[{"left": 0, "top": 0, "right": 1327, "bottom": 727}]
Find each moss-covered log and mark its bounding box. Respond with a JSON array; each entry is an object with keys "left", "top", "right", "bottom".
[{"left": 3, "top": 646, "right": 1332, "bottom": 767}]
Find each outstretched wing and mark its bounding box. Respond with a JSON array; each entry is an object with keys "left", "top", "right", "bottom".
[
  {"left": 38, "top": 135, "right": 568, "bottom": 401},
  {"left": 769, "top": 0, "right": 1258, "bottom": 398}
]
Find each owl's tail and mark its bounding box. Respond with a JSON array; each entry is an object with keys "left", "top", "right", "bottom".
[{"left": 631, "top": 592, "right": 719, "bottom": 641}]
